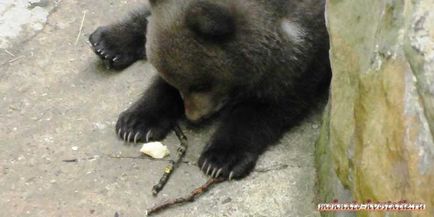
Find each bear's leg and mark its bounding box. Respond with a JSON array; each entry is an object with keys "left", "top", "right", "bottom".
[
  {"left": 116, "top": 76, "right": 184, "bottom": 143},
  {"left": 198, "top": 103, "right": 288, "bottom": 180},
  {"left": 89, "top": 8, "right": 150, "bottom": 70}
]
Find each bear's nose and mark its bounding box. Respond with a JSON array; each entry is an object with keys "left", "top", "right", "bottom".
[
  {"left": 185, "top": 108, "right": 204, "bottom": 123},
  {"left": 184, "top": 101, "right": 207, "bottom": 123}
]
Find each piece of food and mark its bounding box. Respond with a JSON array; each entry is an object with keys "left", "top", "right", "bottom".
[{"left": 140, "top": 142, "right": 170, "bottom": 159}]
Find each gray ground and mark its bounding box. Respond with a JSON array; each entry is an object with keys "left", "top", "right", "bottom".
[{"left": 0, "top": 1, "right": 323, "bottom": 216}]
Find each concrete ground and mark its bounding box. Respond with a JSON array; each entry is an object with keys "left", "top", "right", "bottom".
[{"left": 0, "top": 1, "right": 323, "bottom": 216}]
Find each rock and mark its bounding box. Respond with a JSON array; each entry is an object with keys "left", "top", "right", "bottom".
[
  {"left": 0, "top": 0, "right": 55, "bottom": 48},
  {"left": 317, "top": 0, "right": 434, "bottom": 216}
]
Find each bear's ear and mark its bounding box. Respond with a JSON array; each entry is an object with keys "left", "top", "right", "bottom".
[
  {"left": 149, "top": 0, "right": 161, "bottom": 6},
  {"left": 186, "top": 2, "right": 235, "bottom": 40}
]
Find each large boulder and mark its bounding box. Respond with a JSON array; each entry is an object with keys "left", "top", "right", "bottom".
[{"left": 317, "top": 0, "right": 434, "bottom": 216}]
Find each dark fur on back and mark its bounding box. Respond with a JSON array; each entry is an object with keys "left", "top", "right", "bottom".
[{"left": 89, "top": 0, "right": 331, "bottom": 179}]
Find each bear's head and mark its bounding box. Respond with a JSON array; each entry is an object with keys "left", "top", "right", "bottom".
[{"left": 146, "top": 0, "right": 270, "bottom": 122}]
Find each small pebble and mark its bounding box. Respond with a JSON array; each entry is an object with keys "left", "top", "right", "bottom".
[{"left": 222, "top": 197, "right": 232, "bottom": 204}]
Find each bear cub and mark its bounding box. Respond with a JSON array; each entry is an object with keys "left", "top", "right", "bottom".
[{"left": 89, "top": 0, "right": 331, "bottom": 180}]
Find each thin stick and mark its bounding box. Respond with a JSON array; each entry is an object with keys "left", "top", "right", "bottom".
[
  {"left": 75, "top": 11, "right": 87, "bottom": 46},
  {"left": 4, "top": 49, "right": 15, "bottom": 57},
  {"left": 146, "top": 178, "right": 224, "bottom": 216},
  {"left": 152, "top": 125, "right": 188, "bottom": 196},
  {"left": 254, "top": 164, "right": 289, "bottom": 173},
  {"left": 107, "top": 154, "right": 159, "bottom": 161},
  {"left": 8, "top": 55, "right": 25, "bottom": 63},
  {"left": 106, "top": 154, "right": 193, "bottom": 165}
]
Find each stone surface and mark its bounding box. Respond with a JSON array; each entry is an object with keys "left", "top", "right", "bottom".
[
  {"left": 0, "top": 0, "right": 56, "bottom": 49},
  {"left": 0, "top": 1, "right": 322, "bottom": 216},
  {"left": 317, "top": 0, "right": 434, "bottom": 216}
]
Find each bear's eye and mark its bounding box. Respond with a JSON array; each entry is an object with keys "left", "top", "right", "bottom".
[
  {"left": 186, "top": 2, "right": 235, "bottom": 41},
  {"left": 189, "top": 83, "right": 212, "bottom": 93}
]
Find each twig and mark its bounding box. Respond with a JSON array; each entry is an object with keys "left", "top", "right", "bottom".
[
  {"left": 254, "top": 164, "right": 289, "bottom": 173},
  {"left": 75, "top": 10, "right": 87, "bottom": 46},
  {"left": 62, "top": 156, "right": 99, "bottom": 163},
  {"left": 4, "top": 49, "right": 15, "bottom": 57},
  {"left": 8, "top": 55, "right": 25, "bottom": 63},
  {"left": 106, "top": 154, "right": 193, "bottom": 165},
  {"left": 146, "top": 178, "right": 224, "bottom": 216},
  {"left": 152, "top": 125, "right": 188, "bottom": 196},
  {"left": 107, "top": 154, "right": 155, "bottom": 160},
  {"left": 62, "top": 159, "right": 78, "bottom": 163}
]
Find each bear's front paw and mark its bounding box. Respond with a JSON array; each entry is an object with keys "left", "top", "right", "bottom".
[
  {"left": 89, "top": 26, "right": 145, "bottom": 70},
  {"left": 198, "top": 142, "right": 259, "bottom": 180},
  {"left": 115, "top": 110, "right": 174, "bottom": 144}
]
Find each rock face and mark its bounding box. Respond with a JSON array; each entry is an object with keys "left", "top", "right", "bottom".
[
  {"left": 317, "top": 0, "right": 434, "bottom": 216},
  {"left": 0, "top": 0, "right": 56, "bottom": 49}
]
